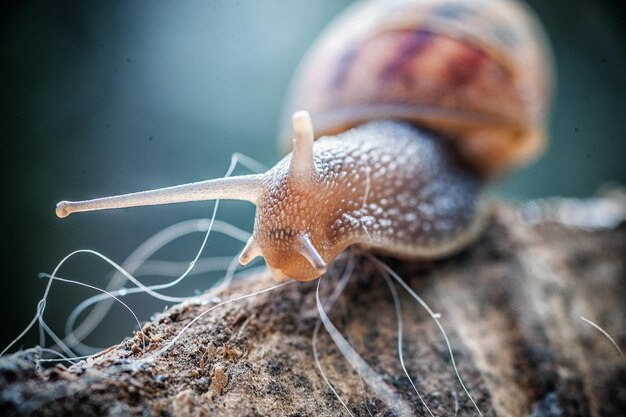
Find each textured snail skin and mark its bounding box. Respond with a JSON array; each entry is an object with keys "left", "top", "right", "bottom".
[{"left": 252, "top": 121, "right": 484, "bottom": 281}]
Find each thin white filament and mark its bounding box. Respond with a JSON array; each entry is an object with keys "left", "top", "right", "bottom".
[
  {"left": 63, "top": 252, "right": 247, "bottom": 354},
  {"left": 337, "top": 254, "right": 375, "bottom": 417},
  {"left": 37, "top": 348, "right": 115, "bottom": 364},
  {"left": 370, "top": 256, "right": 484, "bottom": 417},
  {"left": 64, "top": 151, "right": 262, "bottom": 351},
  {"left": 71, "top": 219, "right": 212, "bottom": 344},
  {"left": 104, "top": 151, "right": 238, "bottom": 299},
  {"left": 33, "top": 269, "right": 147, "bottom": 360},
  {"left": 38, "top": 274, "right": 145, "bottom": 350},
  {"left": 68, "top": 219, "right": 249, "bottom": 348},
  {"left": 312, "top": 254, "right": 356, "bottom": 417},
  {"left": 66, "top": 262, "right": 267, "bottom": 355},
  {"left": 69, "top": 151, "right": 255, "bottom": 346},
  {"left": 55, "top": 250, "right": 195, "bottom": 302},
  {"left": 146, "top": 281, "right": 293, "bottom": 359},
  {"left": 230, "top": 152, "right": 268, "bottom": 173},
  {"left": 16, "top": 275, "right": 285, "bottom": 417},
  {"left": 39, "top": 317, "right": 76, "bottom": 359},
  {"left": 1, "top": 248, "right": 63, "bottom": 356},
  {"left": 2, "top": 309, "right": 41, "bottom": 357},
  {"left": 316, "top": 277, "right": 412, "bottom": 417},
  {"left": 130, "top": 256, "right": 235, "bottom": 277},
  {"left": 359, "top": 163, "right": 373, "bottom": 243},
  {"left": 207, "top": 248, "right": 250, "bottom": 296},
  {"left": 312, "top": 319, "right": 354, "bottom": 417},
  {"left": 343, "top": 313, "right": 376, "bottom": 417},
  {"left": 380, "top": 270, "right": 435, "bottom": 416},
  {"left": 36, "top": 347, "right": 79, "bottom": 364},
  {"left": 356, "top": 371, "right": 375, "bottom": 417},
  {"left": 580, "top": 316, "right": 624, "bottom": 360},
  {"left": 64, "top": 256, "right": 235, "bottom": 343},
  {"left": 343, "top": 310, "right": 375, "bottom": 417},
  {"left": 2, "top": 219, "right": 246, "bottom": 356}
]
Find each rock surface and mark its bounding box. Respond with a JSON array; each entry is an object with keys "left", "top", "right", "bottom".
[{"left": 1, "top": 197, "right": 625, "bottom": 417}]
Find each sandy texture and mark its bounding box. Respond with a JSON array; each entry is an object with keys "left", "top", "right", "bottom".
[{"left": 1, "top": 197, "right": 625, "bottom": 417}]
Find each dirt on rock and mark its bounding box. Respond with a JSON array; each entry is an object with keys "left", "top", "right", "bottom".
[{"left": 1, "top": 198, "right": 625, "bottom": 417}]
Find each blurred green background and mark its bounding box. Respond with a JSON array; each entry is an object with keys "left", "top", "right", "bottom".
[{"left": 0, "top": 0, "right": 624, "bottom": 350}]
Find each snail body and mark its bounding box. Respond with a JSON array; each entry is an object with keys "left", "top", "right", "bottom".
[
  {"left": 55, "top": 0, "right": 552, "bottom": 282},
  {"left": 252, "top": 119, "right": 483, "bottom": 281}
]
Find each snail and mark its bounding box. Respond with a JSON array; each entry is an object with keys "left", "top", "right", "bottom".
[{"left": 54, "top": 0, "right": 552, "bottom": 283}]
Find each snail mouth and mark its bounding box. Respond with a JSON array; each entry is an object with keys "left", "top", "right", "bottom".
[
  {"left": 267, "top": 259, "right": 326, "bottom": 283},
  {"left": 267, "top": 265, "right": 290, "bottom": 283},
  {"left": 265, "top": 252, "right": 328, "bottom": 282}
]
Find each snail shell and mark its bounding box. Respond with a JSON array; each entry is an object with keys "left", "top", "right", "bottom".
[{"left": 281, "top": 0, "right": 553, "bottom": 175}]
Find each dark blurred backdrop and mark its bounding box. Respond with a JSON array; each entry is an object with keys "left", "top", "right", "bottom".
[{"left": 0, "top": 0, "right": 624, "bottom": 349}]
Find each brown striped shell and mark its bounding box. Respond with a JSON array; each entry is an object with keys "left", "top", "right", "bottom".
[{"left": 281, "top": 0, "right": 553, "bottom": 175}]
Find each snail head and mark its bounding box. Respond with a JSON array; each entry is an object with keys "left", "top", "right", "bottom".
[
  {"left": 239, "top": 111, "right": 336, "bottom": 281},
  {"left": 55, "top": 111, "right": 337, "bottom": 282}
]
